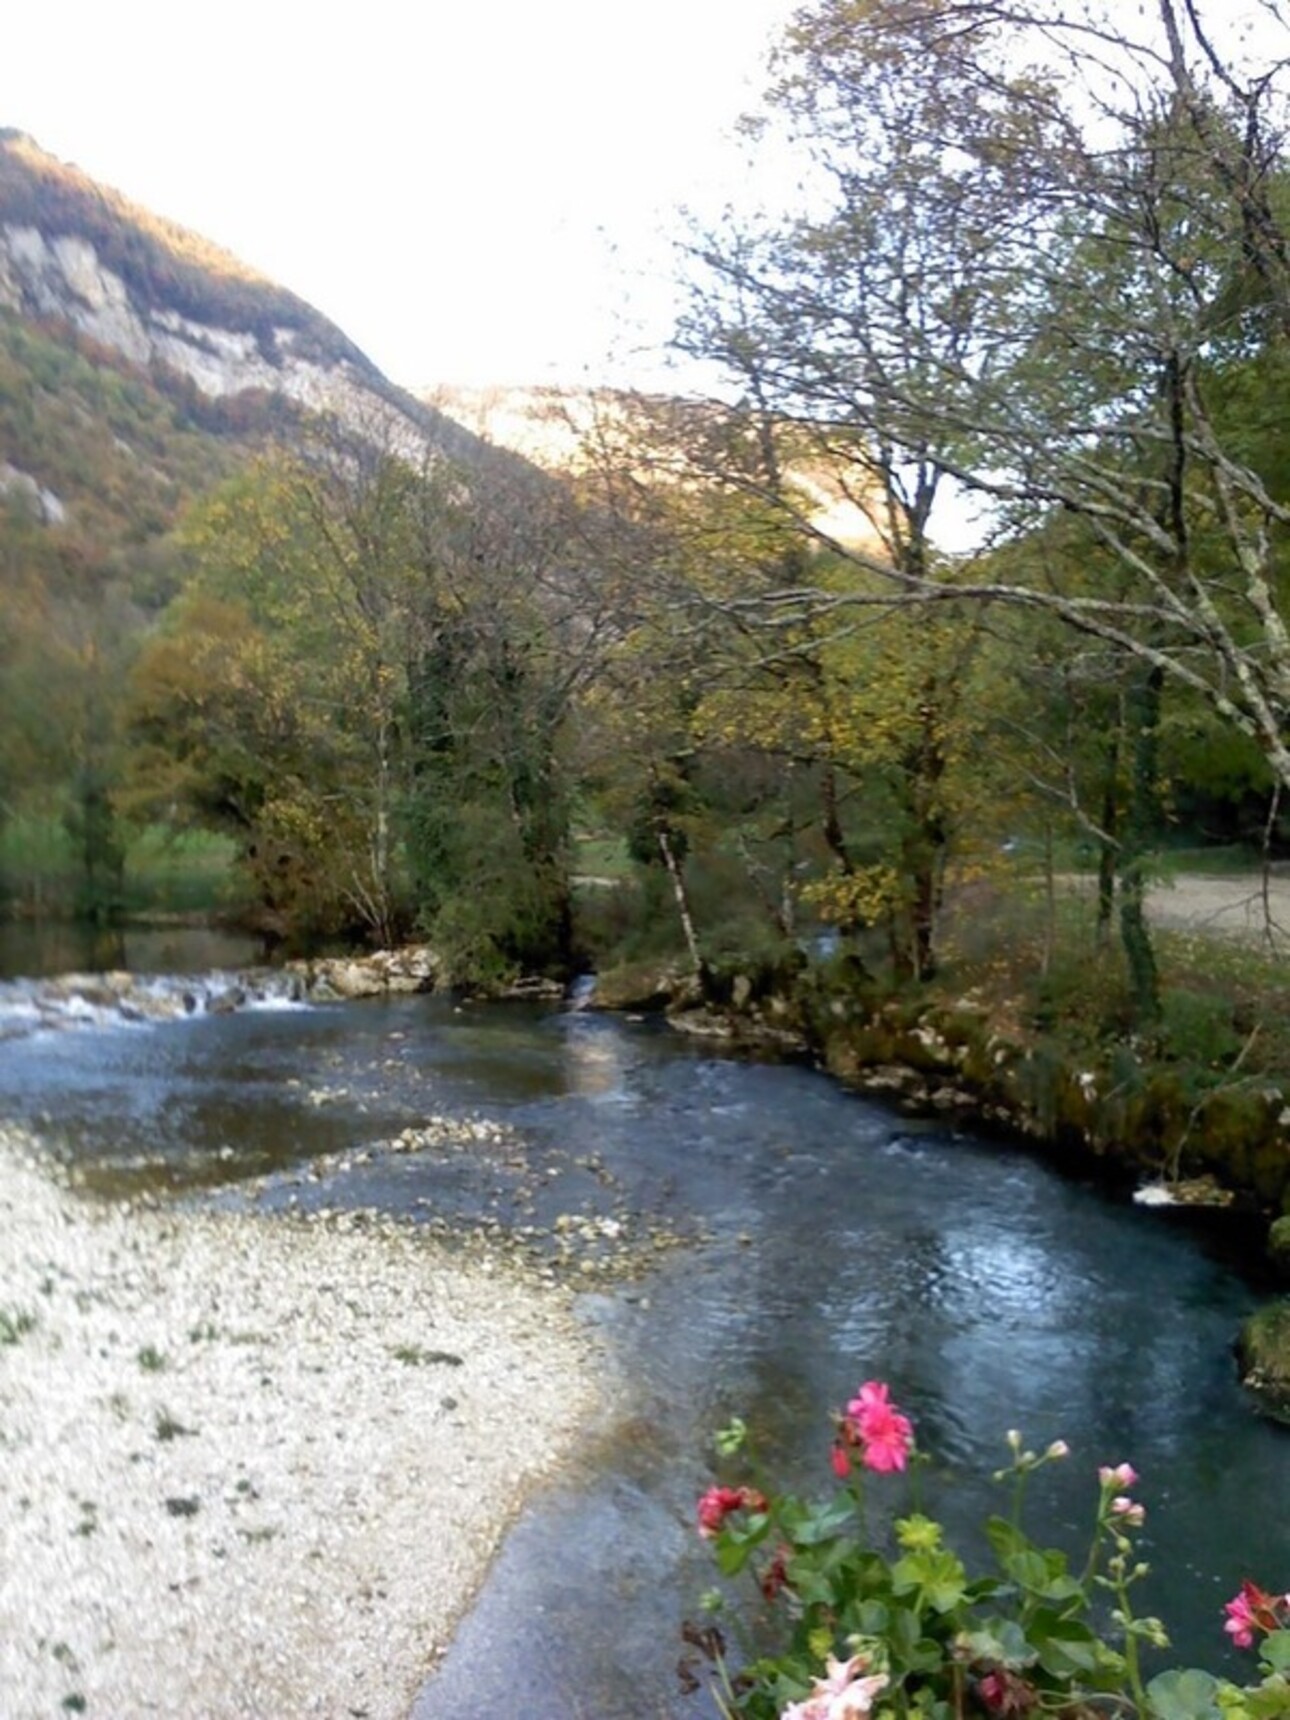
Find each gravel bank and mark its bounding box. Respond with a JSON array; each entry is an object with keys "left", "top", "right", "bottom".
[{"left": 0, "top": 1126, "right": 604, "bottom": 1717}]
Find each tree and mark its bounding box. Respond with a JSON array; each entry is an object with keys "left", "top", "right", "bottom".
[
  {"left": 127, "top": 419, "right": 611, "bottom": 973},
  {"left": 680, "top": 0, "right": 1290, "bottom": 773},
  {"left": 675, "top": 0, "right": 1290, "bottom": 1012},
  {"left": 564, "top": 392, "right": 1003, "bottom": 980}
]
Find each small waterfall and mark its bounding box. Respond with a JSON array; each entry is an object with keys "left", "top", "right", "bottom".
[{"left": 0, "top": 967, "right": 310, "bottom": 1043}]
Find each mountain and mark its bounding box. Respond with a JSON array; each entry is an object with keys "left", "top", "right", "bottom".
[
  {"left": 433, "top": 383, "right": 887, "bottom": 552},
  {"left": 0, "top": 129, "right": 490, "bottom": 543}
]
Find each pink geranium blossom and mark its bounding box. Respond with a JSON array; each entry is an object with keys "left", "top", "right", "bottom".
[
  {"left": 697, "top": 1484, "right": 768, "bottom": 1539},
  {"left": 845, "top": 1380, "right": 914, "bottom": 1473},
  {"left": 1109, "top": 1496, "right": 1145, "bottom": 1527},
  {"left": 781, "top": 1654, "right": 889, "bottom": 1720},
  {"left": 1224, "top": 1579, "right": 1290, "bottom": 1649}
]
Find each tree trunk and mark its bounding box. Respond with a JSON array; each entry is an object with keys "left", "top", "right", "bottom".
[
  {"left": 657, "top": 825, "right": 706, "bottom": 984},
  {"left": 1119, "top": 663, "right": 1163, "bottom": 1026}
]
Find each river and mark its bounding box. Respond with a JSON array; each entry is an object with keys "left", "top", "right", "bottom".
[{"left": 0, "top": 950, "right": 1285, "bottom": 1713}]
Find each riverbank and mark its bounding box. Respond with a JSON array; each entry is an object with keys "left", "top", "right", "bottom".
[{"left": 0, "top": 1125, "right": 604, "bottom": 1718}]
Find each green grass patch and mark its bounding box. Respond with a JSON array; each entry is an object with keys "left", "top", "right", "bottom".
[
  {"left": 0, "top": 1307, "right": 37, "bottom": 1345},
  {"left": 1152, "top": 842, "right": 1269, "bottom": 878},
  {"left": 0, "top": 812, "right": 240, "bottom": 917},
  {"left": 121, "top": 825, "right": 239, "bottom": 913},
  {"left": 390, "top": 1344, "right": 464, "bottom": 1367},
  {"left": 572, "top": 830, "right": 633, "bottom": 881}
]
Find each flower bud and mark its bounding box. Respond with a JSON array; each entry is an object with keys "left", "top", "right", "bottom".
[{"left": 1099, "top": 1461, "right": 1139, "bottom": 1489}]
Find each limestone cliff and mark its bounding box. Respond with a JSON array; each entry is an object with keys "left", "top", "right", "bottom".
[{"left": 0, "top": 128, "right": 472, "bottom": 461}]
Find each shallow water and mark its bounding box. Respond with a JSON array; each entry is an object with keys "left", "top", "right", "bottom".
[{"left": 0, "top": 984, "right": 1284, "bottom": 1712}]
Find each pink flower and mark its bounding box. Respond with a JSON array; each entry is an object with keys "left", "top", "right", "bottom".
[
  {"left": 830, "top": 1440, "right": 851, "bottom": 1480},
  {"left": 781, "top": 1655, "right": 889, "bottom": 1720},
  {"left": 1098, "top": 1462, "right": 1138, "bottom": 1489},
  {"left": 696, "top": 1484, "right": 767, "bottom": 1539},
  {"left": 1110, "top": 1495, "right": 1145, "bottom": 1527},
  {"left": 1224, "top": 1580, "right": 1290, "bottom": 1649},
  {"left": 844, "top": 1380, "right": 914, "bottom": 1474}
]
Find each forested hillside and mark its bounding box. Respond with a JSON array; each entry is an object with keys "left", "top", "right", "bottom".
[{"left": 0, "top": 132, "right": 528, "bottom": 926}]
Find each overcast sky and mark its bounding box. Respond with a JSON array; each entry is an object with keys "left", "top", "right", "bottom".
[{"left": 3, "top": 0, "right": 799, "bottom": 392}]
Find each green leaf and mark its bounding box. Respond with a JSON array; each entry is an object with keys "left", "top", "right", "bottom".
[
  {"left": 987, "top": 1515, "right": 1031, "bottom": 1562},
  {"left": 780, "top": 1495, "right": 857, "bottom": 1547},
  {"left": 714, "top": 1416, "right": 747, "bottom": 1456},
  {"left": 896, "top": 1513, "right": 944, "bottom": 1553},
  {"left": 891, "top": 1548, "right": 968, "bottom": 1613},
  {"left": 955, "top": 1620, "right": 1038, "bottom": 1669},
  {"left": 1028, "top": 1611, "right": 1102, "bottom": 1677},
  {"left": 1244, "top": 1675, "right": 1290, "bottom": 1720},
  {"left": 1147, "top": 1669, "right": 1223, "bottom": 1720},
  {"left": 1263, "top": 1635, "right": 1290, "bottom": 1676}
]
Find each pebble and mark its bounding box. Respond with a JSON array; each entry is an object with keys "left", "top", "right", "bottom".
[{"left": 0, "top": 1123, "right": 603, "bottom": 1718}]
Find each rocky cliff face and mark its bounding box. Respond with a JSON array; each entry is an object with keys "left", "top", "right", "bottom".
[
  {"left": 0, "top": 130, "right": 469, "bottom": 461},
  {"left": 0, "top": 221, "right": 410, "bottom": 434}
]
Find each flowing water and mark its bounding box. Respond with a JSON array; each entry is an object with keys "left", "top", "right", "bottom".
[{"left": 0, "top": 943, "right": 1285, "bottom": 1713}]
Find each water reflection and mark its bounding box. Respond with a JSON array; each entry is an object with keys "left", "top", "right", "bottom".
[{"left": 0, "top": 920, "right": 266, "bottom": 981}]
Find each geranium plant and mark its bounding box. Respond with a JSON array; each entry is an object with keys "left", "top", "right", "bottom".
[{"left": 690, "top": 1383, "right": 1290, "bottom": 1720}]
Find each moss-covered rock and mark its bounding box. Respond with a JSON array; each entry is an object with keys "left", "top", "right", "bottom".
[
  {"left": 591, "top": 961, "right": 696, "bottom": 1012},
  {"left": 1237, "top": 1299, "right": 1290, "bottom": 1423}
]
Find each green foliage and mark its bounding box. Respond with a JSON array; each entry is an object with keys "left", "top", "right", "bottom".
[
  {"left": 0, "top": 1307, "right": 36, "bottom": 1345},
  {"left": 692, "top": 1392, "right": 1290, "bottom": 1720},
  {"left": 1160, "top": 990, "right": 1245, "bottom": 1068},
  {"left": 0, "top": 815, "right": 237, "bottom": 918}
]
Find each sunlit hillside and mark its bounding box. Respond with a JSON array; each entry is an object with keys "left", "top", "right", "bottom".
[
  {"left": 432, "top": 383, "right": 889, "bottom": 556},
  {"left": 0, "top": 130, "right": 372, "bottom": 371}
]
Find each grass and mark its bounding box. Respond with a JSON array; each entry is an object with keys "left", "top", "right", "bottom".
[
  {"left": 938, "top": 869, "right": 1290, "bottom": 1076},
  {"left": 572, "top": 830, "right": 632, "bottom": 881},
  {"left": 1152, "top": 842, "right": 1271, "bottom": 879},
  {"left": 0, "top": 1307, "right": 36, "bottom": 1345},
  {"left": 122, "top": 825, "right": 240, "bottom": 912},
  {"left": 0, "top": 813, "right": 239, "bottom": 916},
  {"left": 154, "top": 1409, "right": 197, "bottom": 1442},
  {"left": 390, "top": 1343, "right": 464, "bottom": 1367}
]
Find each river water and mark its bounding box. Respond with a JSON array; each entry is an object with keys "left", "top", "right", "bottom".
[{"left": 0, "top": 956, "right": 1285, "bottom": 1713}]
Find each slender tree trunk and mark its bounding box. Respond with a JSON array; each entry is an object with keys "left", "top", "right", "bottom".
[
  {"left": 1096, "top": 726, "right": 1121, "bottom": 948},
  {"left": 1119, "top": 663, "right": 1163, "bottom": 1026},
  {"left": 1041, "top": 820, "right": 1056, "bottom": 978},
  {"left": 657, "top": 825, "right": 706, "bottom": 984}
]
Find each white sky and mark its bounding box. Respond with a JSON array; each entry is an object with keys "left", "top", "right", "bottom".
[{"left": 3, "top": 0, "right": 799, "bottom": 392}]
